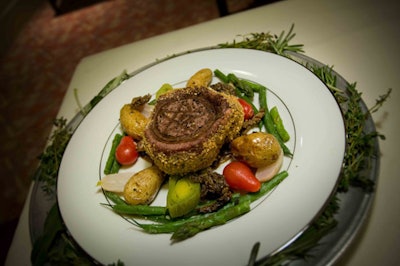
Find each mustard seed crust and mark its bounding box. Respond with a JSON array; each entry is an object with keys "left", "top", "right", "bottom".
[{"left": 142, "top": 86, "right": 244, "bottom": 175}]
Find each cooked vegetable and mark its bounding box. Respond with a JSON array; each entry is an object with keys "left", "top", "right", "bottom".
[
  {"left": 227, "top": 73, "right": 254, "bottom": 99},
  {"left": 104, "top": 133, "right": 123, "bottom": 174},
  {"left": 270, "top": 106, "right": 290, "bottom": 142},
  {"left": 115, "top": 136, "right": 139, "bottom": 166},
  {"left": 108, "top": 204, "right": 167, "bottom": 216},
  {"left": 259, "top": 86, "right": 292, "bottom": 156},
  {"left": 135, "top": 171, "right": 288, "bottom": 240},
  {"left": 123, "top": 166, "right": 165, "bottom": 205},
  {"left": 223, "top": 161, "right": 261, "bottom": 192},
  {"left": 255, "top": 149, "right": 283, "bottom": 182},
  {"left": 155, "top": 83, "right": 173, "bottom": 99},
  {"left": 98, "top": 172, "right": 133, "bottom": 193},
  {"left": 213, "top": 69, "right": 229, "bottom": 83},
  {"left": 171, "top": 199, "right": 251, "bottom": 242},
  {"left": 120, "top": 104, "right": 149, "bottom": 140},
  {"left": 214, "top": 69, "right": 291, "bottom": 156},
  {"left": 186, "top": 68, "right": 213, "bottom": 88},
  {"left": 230, "top": 132, "right": 282, "bottom": 168},
  {"left": 167, "top": 176, "right": 201, "bottom": 218},
  {"left": 103, "top": 191, "right": 128, "bottom": 205},
  {"left": 238, "top": 98, "right": 254, "bottom": 120}
]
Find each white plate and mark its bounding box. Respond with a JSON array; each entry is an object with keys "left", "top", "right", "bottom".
[{"left": 57, "top": 48, "right": 345, "bottom": 266}]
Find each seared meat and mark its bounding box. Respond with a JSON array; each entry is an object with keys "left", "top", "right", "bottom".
[{"left": 142, "top": 86, "right": 244, "bottom": 175}]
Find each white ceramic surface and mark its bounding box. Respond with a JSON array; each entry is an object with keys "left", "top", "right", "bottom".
[{"left": 57, "top": 49, "right": 345, "bottom": 266}]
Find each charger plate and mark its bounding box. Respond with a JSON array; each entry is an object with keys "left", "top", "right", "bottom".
[{"left": 29, "top": 48, "right": 376, "bottom": 266}]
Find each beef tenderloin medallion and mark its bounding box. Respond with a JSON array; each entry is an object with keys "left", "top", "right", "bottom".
[{"left": 142, "top": 86, "right": 244, "bottom": 175}]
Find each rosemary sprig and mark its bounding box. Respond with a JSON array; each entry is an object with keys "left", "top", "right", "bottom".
[
  {"left": 34, "top": 118, "right": 73, "bottom": 195},
  {"left": 340, "top": 84, "right": 390, "bottom": 192},
  {"left": 219, "top": 24, "right": 304, "bottom": 56},
  {"left": 308, "top": 64, "right": 392, "bottom": 192}
]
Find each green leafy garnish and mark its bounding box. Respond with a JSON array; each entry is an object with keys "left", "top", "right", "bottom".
[
  {"left": 219, "top": 24, "right": 304, "bottom": 56},
  {"left": 34, "top": 118, "right": 72, "bottom": 195}
]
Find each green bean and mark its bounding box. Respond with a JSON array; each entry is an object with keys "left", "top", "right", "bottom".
[
  {"left": 109, "top": 159, "right": 121, "bottom": 174},
  {"left": 259, "top": 87, "right": 292, "bottom": 156},
  {"left": 171, "top": 200, "right": 251, "bottom": 242},
  {"left": 110, "top": 204, "right": 167, "bottom": 216},
  {"left": 103, "top": 191, "right": 127, "bottom": 205},
  {"left": 213, "top": 69, "right": 229, "bottom": 83},
  {"left": 103, "top": 133, "right": 123, "bottom": 175},
  {"left": 270, "top": 106, "right": 290, "bottom": 142}
]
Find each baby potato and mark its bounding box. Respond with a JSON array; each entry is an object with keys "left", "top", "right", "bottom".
[
  {"left": 231, "top": 132, "right": 282, "bottom": 168},
  {"left": 120, "top": 104, "right": 148, "bottom": 140},
  {"left": 124, "top": 166, "right": 165, "bottom": 205},
  {"left": 186, "top": 68, "right": 213, "bottom": 88}
]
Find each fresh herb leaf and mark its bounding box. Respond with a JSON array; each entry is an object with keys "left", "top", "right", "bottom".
[
  {"left": 34, "top": 118, "right": 72, "bottom": 195},
  {"left": 219, "top": 24, "right": 304, "bottom": 56}
]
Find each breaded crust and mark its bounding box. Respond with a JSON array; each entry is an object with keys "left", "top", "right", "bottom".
[{"left": 142, "top": 86, "right": 243, "bottom": 175}]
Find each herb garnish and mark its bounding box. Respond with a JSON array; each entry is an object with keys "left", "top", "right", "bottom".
[
  {"left": 219, "top": 24, "right": 304, "bottom": 56},
  {"left": 31, "top": 25, "right": 390, "bottom": 265},
  {"left": 34, "top": 118, "right": 72, "bottom": 195}
]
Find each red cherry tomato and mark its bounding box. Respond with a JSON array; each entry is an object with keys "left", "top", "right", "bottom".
[
  {"left": 223, "top": 161, "right": 261, "bottom": 192},
  {"left": 238, "top": 98, "right": 254, "bottom": 120},
  {"left": 115, "top": 136, "right": 139, "bottom": 165}
]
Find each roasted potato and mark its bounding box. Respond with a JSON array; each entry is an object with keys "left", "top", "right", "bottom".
[
  {"left": 230, "top": 132, "right": 282, "bottom": 168},
  {"left": 120, "top": 104, "right": 148, "bottom": 140},
  {"left": 186, "top": 68, "right": 213, "bottom": 88},
  {"left": 123, "top": 166, "right": 165, "bottom": 205}
]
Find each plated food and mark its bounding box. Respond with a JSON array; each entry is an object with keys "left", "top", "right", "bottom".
[
  {"left": 99, "top": 68, "right": 289, "bottom": 241},
  {"left": 57, "top": 49, "right": 345, "bottom": 266}
]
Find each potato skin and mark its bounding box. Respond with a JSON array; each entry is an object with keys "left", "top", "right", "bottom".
[
  {"left": 123, "top": 166, "right": 165, "bottom": 205},
  {"left": 231, "top": 132, "right": 282, "bottom": 168},
  {"left": 186, "top": 68, "right": 213, "bottom": 88},
  {"left": 120, "top": 104, "right": 148, "bottom": 140}
]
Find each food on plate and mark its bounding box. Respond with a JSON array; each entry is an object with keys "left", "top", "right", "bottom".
[
  {"left": 167, "top": 176, "right": 201, "bottom": 218},
  {"left": 142, "top": 86, "right": 244, "bottom": 175},
  {"left": 100, "top": 68, "right": 291, "bottom": 243},
  {"left": 98, "top": 172, "right": 133, "bottom": 192},
  {"left": 155, "top": 83, "right": 173, "bottom": 99},
  {"left": 120, "top": 94, "right": 152, "bottom": 140},
  {"left": 237, "top": 98, "right": 254, "bottom": 120},
  {"left": 189, "top": 169, "right": 232, "bottom": 213},
  {"left": 270, "top": 106, "right": 290, "bottom": 142},
  {"left": 115, "top": 136, "right": 139, "bottom": 166},
  {"left": 123, "top": 166, "right": 165, "bottom": 205},
  {"left": 255, "top": 150, "right": 284, "bottom": 182},
  {"left": 120, "top": 106, "right": 149, "bottom": 140},
  {"left": 230, "top": 132, "right": 282, "bottom": 168},
  {"left": 223, "top": 161, "right": 261, "bottom": 192},
  {"left": 186, "top": 68, "right": 213, "bottom": 88}
]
